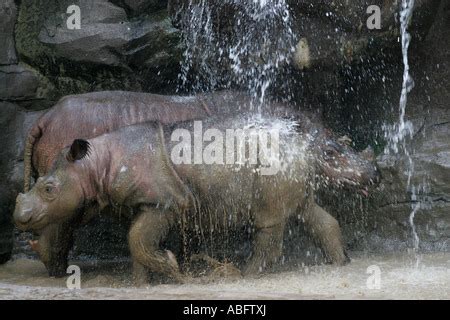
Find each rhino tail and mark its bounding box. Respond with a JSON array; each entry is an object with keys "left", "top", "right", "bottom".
[{"left": 23, "top": 120, "right": 43, "bottom": 192}]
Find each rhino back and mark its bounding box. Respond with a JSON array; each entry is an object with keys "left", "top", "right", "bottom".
[
  {"left": 165, "top": 115, "right": 314, "bottom": 227},
  {"left": 32, "top": 91, "right": 211, "bottom": 177}
]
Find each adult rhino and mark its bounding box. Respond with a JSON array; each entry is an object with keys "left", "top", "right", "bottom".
[{"left": 14, "top": 115, "right": 379, "bottom": 284}]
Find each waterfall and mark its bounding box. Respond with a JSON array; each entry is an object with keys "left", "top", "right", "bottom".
[
  {"left": 399, "top": 0, "right": 421, "bottom": 254},
  {"left": 177, "top": 0, "right": 297, "bottom": 111},
  {"left": 384, "top": 0, "right": 420, "bottom": 253}
]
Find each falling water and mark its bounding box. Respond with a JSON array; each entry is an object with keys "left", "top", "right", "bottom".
[
  {"left": 399, "top": 0, "right": 421, "bottom": 255},
  {"left": 384, "top": 0, "right": 420, "bottom": 255},
  {"left": 175, "top": 0, "right": 298, "bottom": 261},
  {"left": 177, "top": 0, "right": 297, "bottom": 111},
  {"left": 398, "top": 0, "right": 416, "bottom": 146}
]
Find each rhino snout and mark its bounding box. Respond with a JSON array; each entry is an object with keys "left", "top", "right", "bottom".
[{"left": 14, "top": 193, "right": 38, "bottom": 230}]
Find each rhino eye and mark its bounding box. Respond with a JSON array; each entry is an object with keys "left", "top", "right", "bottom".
[
  {"left": 45, "top": 186, "right": 53, "bottom": 193},
  {"left": 324, "top": 149, "right": 335, "bottom": 157}
]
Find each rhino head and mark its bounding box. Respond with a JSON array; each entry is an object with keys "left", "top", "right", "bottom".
[
  {"left": 14, "top": 140, "right": 92, "bottom": 231},
  {"left": 313, "top": 130, "right": 380, "bottom": 195}
]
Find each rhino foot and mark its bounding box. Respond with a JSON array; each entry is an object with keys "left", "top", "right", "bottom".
[
  {"left": 242, "top": 259, "right": 262, "bottom": 276},
  {"left": 242, "top": 253, "right": 279, "bottom": 277},
  {"left": 304, "top": 204, "right": 350, "bottom": 266},
  {"left": 129, "top": 207, "right": 185, "bottom": 285},
  {"left": 34, "top": 224, "right": 74, "bottom": 278},
  {"left": 28, "top": 239, "right": 67, "bottom": 277},
  {"left": 242, "top": 222, "right": 285, "bottom": 277}
]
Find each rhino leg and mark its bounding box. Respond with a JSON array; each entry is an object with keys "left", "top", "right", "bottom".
[
  {"left": 242, "top": 200, "right": 287, "bottom": 276},
  {"left": 128, "top": 206, "right": 183, "bottom": 285},
  {"left": 242, "top": 177, "right": 297, "bottom": 276},
  {"left": 38, "top": 223, "right": 74, "bottom": 277},
  {"left": 304, "top": 204, "right": 349, "bottom": 265},
  {"left": 243, "top": 222, "right": 285, "bottom": 275}
]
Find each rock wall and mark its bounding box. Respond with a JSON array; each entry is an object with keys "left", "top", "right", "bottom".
[
  {"left": 0, "top": 0, "right": 42, "bottom": 262},
  {"left": 365, "top": 0, "right": 450, "bottom": 252}
]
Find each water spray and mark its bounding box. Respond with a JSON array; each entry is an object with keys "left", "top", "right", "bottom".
[{"left": 177, "top": 0, "right": 297, "bottom": 111}]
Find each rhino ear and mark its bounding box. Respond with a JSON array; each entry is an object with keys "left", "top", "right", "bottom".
[{"left": 66, "top": 139, "right": 91, "bottom": 162}]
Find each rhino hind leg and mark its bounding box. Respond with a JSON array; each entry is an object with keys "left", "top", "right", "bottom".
[
  {"left": 128, "top": 206, "right": 183, "bottom": 285},
  {"left": 304, "top": 204, "right": 349, "bottom": 265},
  {"left": 243, "top": 220, "right": 285, "bottom": 276}
]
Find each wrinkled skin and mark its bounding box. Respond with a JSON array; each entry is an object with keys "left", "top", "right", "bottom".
[
  {"left": 15, "top": 116, "right": 379, "bottom": 284},
  {"left": 22, "top": 90, "right": 378, "bottom": 276},
  {"left": 313, "top": 130, "right": 378, "bottom": 196}
]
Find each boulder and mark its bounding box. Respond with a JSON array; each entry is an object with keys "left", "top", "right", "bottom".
[
  {"left": 0, "top": 0, "right": 17, "bottom": 65},
  {"left": 115, "top": 0, "right": 168, "bottom": 16},
  {"left": 15, "top": 0, "right": 182, "bottom": 98},
  {"left": 0, "top": 64, "right": 39, "bottom": 101},
  {"left": 367, "top": 107, "right": 450, "bottom": 251},
  {"left": 0, "top": 102, "right": 44, "bottom": 263},
  {"left": 0, "top": 103, "right": 25, "bottom": 263},
  {"left": 361, "top": 0, "right": 450, "bottom": 252}
]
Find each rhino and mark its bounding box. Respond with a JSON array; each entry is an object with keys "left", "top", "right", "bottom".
[
  {"left": 20, "top": 90, "right": 378, "bottom": 277},
  {"left": 14, "top": 115, "right": 379, "bottom": 284}
]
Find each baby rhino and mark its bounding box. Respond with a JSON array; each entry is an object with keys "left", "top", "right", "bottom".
[{"left": 14, "top": 116, "right": 377, "bottom": 284}]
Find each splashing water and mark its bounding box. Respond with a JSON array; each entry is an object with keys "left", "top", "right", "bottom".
[
  {"left": 174, "top": 0, "right": 298, "bottom": 264},
  {"left": 177, "top": 0, "right": 297, "bottom": 111},
  {"left": 384, "top": 0, "right": 421, "bottom": 254},
  {"left": 2, "top": 252, "right": 450, "bottom": 299}
]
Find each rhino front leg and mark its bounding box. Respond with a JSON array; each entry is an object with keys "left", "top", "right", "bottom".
[
  {"left": 304, "top": 204, "right": 349, "bottom": 265},
  {"left": 128, "top": 206, "right": 183, "bottom": 286},
  {"left": 37, "top": 223, "right": 74, "bottom": 277}
]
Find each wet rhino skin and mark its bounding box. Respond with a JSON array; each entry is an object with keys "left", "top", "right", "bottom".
[{"left": 17, "top": 119, "right": 351, "bottom": 284}]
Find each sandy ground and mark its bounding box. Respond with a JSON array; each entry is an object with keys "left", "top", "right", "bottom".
[{"left": 0, "top": 251, "right": 449, "bottom": 300}]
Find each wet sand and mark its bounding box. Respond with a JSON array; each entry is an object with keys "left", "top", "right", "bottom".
[{"left": 0, "top": 252, "right": 449, "bottom": 299}]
